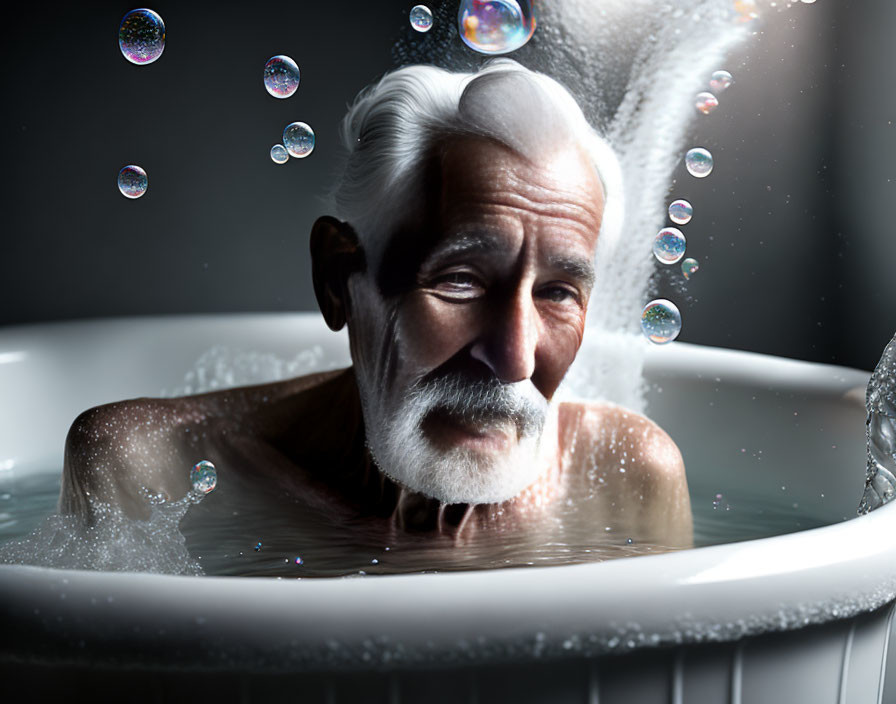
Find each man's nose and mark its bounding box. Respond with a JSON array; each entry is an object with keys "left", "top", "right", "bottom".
[{"left": 470, "top": 291, "right": 538, "bottom": 383}]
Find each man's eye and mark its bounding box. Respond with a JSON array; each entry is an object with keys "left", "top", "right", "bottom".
[
  {"left": 537, "top": 285, "right": 581, "bottom": 304},
  {"left": 430, "top": 272, "right": 484, "bottom": 298}
]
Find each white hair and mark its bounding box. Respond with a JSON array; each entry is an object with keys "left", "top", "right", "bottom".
[{"left": 331, "top": 59, "right": 624, "bottom": 271}]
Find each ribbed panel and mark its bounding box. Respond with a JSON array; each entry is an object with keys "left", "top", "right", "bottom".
[
  {"left": 4, "top": 604, "right": 895, "bottom": 703},
  {"left": 730, "top": 643, "right": 743, "bottom": 704}
]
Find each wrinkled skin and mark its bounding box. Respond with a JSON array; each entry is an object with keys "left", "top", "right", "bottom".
[{"left": 60, "top": 138, "right": 692, "bottom": 551}]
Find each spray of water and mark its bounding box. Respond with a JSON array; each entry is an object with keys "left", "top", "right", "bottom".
[
  {"left": 859, "top": 331, "right": 896, "bottom": 514},
  {"left": 0, "top": 490, "right": 203, "bottom": 575},
  {"left": 395, "top": 0, "right": 766, "bottom": 409}
]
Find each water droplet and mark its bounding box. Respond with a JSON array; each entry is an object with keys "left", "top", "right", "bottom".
[
  {"left": 294, "top": 556, "right": 303, "bottom": 565},
  {"left": 270, "top": 144, "right": 289, "bottom": 164},
  {"left": 709, "top": 70, "right": 733, "bottom": 93},
  {"left": 283, "top": 122, "right": 315, "bottom": 158},
  {"left": 640, "top": 299, "right": 681, "bottom": 345},
  {"left": 190, "top": 460, "right": 217, "bottom": 494},
  {"left": 410, "top": 5, "right": 434, "bottom": 32},
  {"left": 681, "top": 257, "right": 699, "bottom": 279},
  {"left": 668, "top": 199, "right": 693, "bottom": 225},
  {"left": 685, "top": 148, "right": 714, "bottom": 178},
  {"left": 458, "top": 0, "right": 536, "bottom": 55},
  {"left": 371, "top": 558, "right": 379, "bottom": 564},
  {"left": 695, "top": 91, "right": 719, "bottom": 115},
  {"left": 712, "top": 492, "right": 729, "bottom": 510},
  {"left": 118, "top": 165, "right": 147, "bottom": 199},
  {"left": 119, "top": 9, "right": 165, "bottom": 65},
  {"left": 263, "top": 55, "right": 300, "bottom": 99},
  {"left": 653, "top": 228, "right": 687, "bottom": 264},
  {"left": 626, "top": 538, "right": 634, "bottom": 544}
]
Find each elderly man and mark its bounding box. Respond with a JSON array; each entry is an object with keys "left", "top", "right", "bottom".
[{"left": 60, "top": 60, "right": 692, "bottom": 550}]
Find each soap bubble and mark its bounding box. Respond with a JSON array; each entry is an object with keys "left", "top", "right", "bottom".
[
  {"left": 695, "top": 92, "right": 719, "bottom": 115},
  {"left": 117, "top": 165, "right": 148, "bottom": 199},
  {"left": 190, "top": 460, "right": 217, "bottom": 494},
  {"left": 458, "top": 0, "right": 536, "bottom": 55},
  {"left": 270, "top": 144, "right": 289, "bottom": 164},
  {"left": 640, "top": 299, "right": 682, "bottom": 345},
  {"left": 681, "top": 258, "right": 700, "bottom": 279},
  {"left": 119, "top": 9, "right": 165, "bottom": 65},
  {"left": 712, "top": 493, "right": 730, "bottom": 511},
  {"left": 263, "top": 55, "right": 300, "bottom": 99},
  {"left": 653, "top": 228, "right": 687, "bottom": 264},
  {"left": 732, "top": 1, "right": 758, "bottom": 23},
  {"left": 283, "top": 122, "right": 315, "bottom": 158},
  {"left": 410, "top": 5, "right": 434, "bottom": 32},
  {"left": 294, "top": 556, "right": 304, "bottom": 565},
  {"left": 710, "top": 70, "right": 733, "bottom": 93},
  {"left": 668, "top": 199, "right": 693, "bottom": 225},
  {"left": 685, "top": 148, "right": 714, "bottom": 178}
]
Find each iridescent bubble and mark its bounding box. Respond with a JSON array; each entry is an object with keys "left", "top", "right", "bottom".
[
  {"left": 190, "top": 460, "right": 217, "bottom": 494},
  {"left": 668, "top": 199, "right": 693, "bottom": 225},
  {"left": 653, "top": 228, "right": 687, "bottom": 264},
  {"left": 263, "top": 55, "right": 301, "bottom": 99},
  {"left": 685, "top": 148, "right": 714, "bottom": 178},
  {"left": 294, "top": 556, "right": 304, "bottom": 565},
  {"left": 117, "top": 165, "right": 148, "bottom": 199},
  {"left": 410, "top": 5, "right": 434, "bottom": 32},
  {"left": 254, "top": 542, "right": 262, "bottom": 552},
  {"left": 712, "top": 493, "right": 730, "bottom": 511},
  {"left": 119, "top": 9, "right": 165, "bottom": 65},
  {"left": 710, "top": 70, "right": 733, "bottom": 93},
  {"left": 695, "top": 92, "right": 719, "bottom": 115},
  {"left": 732, "top": 1, "right": 759, "bottom": 23},
  {"left": 681, "top": 257, "right": 700, "bottom": 279},
  {"left": 458, "top": 0, "right": 536, "bottom": 55},
  {"left": 270, "top": 144, "right": 289, "bottom": 164},
  {"left": 640, "top": 299, "right": 682, "bottom": 345},
  {"left": 283, "top": 122, "right": 315, "bottom": 158}
]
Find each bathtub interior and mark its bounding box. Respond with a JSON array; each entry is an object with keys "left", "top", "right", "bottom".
[{"left": 0, "top": 313, "right": 871, "bottom": 543}]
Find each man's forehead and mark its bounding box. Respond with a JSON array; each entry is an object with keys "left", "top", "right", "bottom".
[
  {"left": 433, "top": 137, "right": 603, "bottom": 252},
  {"left": 437, "top": 137, "right": 604, "bottom": 231}
]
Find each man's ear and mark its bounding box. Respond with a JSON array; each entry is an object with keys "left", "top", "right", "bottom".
[{"left": 309, "top": 216, "right": 366, "bottom": 331}]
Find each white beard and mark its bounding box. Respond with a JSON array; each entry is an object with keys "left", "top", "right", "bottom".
[{"left": 358, "top": 370, "right": 554, "bottom": 505}]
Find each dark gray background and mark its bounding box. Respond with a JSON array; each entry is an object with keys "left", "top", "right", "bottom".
[{"left": 1, "top": 1, "right": 894, "bottom": 371}]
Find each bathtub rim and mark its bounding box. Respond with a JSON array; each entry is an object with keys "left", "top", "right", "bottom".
[{"left": 2, "top": 497, "right": 895, "bottom": 672}]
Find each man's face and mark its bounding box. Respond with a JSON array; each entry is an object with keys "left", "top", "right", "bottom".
[{"left": 348, "top": 137, "right": 605, "bottom": 504}]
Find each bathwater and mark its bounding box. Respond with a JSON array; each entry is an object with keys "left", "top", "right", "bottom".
[{"left": 0, "top": 469, "right": 834, "bottom": 578}]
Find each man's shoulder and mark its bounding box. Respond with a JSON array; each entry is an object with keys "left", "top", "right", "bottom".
[
  {"left": 556, "top": 399, "right": 692, "bottom": 546},
  {"left": 60, "top": 396, "right": 190, "bottom": 517},
  {"left": 557, "top": 400, "right": 685, "bottom": 484}
]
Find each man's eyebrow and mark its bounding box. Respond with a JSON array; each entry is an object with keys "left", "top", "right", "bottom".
[
  {"left": 548, "top": 254, "right": 596, "bottom": 290},
  {"left": 426, "top": 231, "right": 508, "bottom": 261}
]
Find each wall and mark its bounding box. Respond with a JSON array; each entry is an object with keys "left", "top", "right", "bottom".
[{"left": 1, "top": 0, "right": 892, "bottom": 370}]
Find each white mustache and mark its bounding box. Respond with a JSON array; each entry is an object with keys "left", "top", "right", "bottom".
[{"left": 407, "top": 372, "right": 549, "bottom": 438}]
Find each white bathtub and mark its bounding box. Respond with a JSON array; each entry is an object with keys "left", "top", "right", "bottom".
[{"left": 1, "top": 313, "right": 894, "bottom": 703}]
